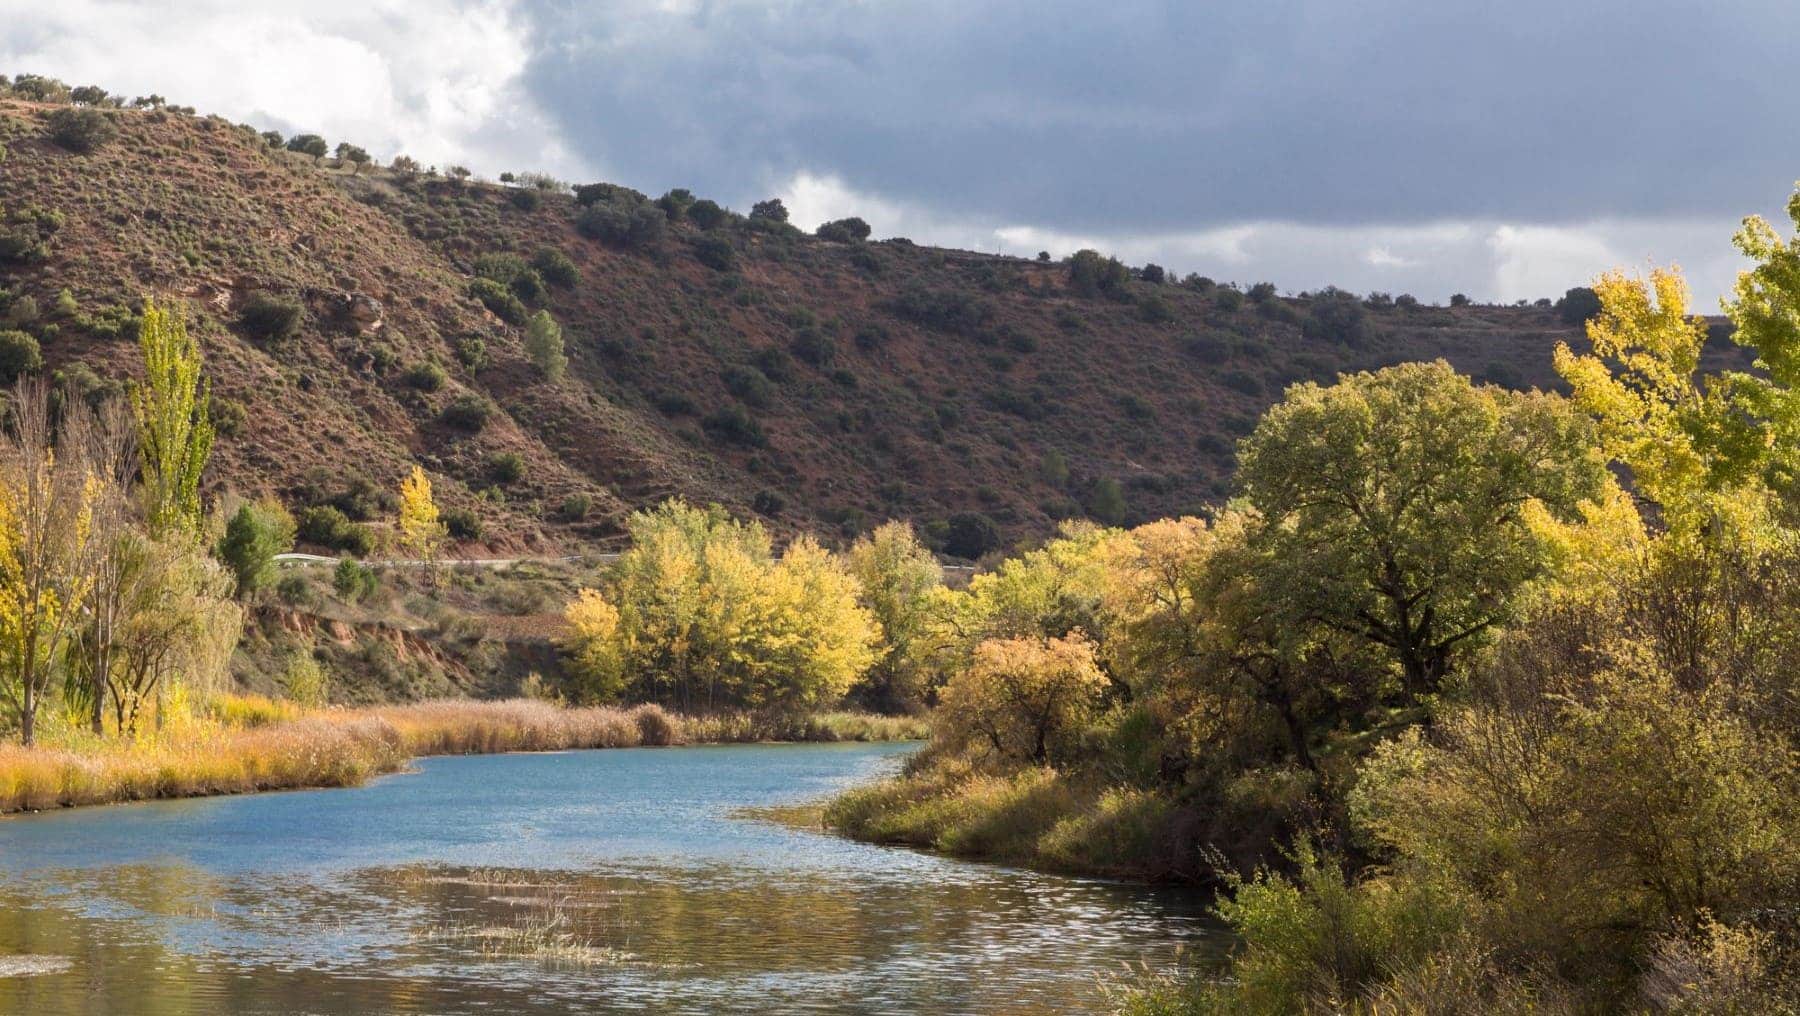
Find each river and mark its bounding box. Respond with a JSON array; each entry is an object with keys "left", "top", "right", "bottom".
[{"left": 0, "top": 742, "right": 1212, "bottom": 1014}]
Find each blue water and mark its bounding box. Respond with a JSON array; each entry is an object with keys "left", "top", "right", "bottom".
[{"left": 0, "top": 743, "right": 1212, "bottom": 1015}]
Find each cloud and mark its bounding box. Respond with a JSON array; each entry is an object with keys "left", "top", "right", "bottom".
[
  {"left": 2, "top": 1, "right": 1785, "bottom": 301},
  {"left": 0, "top": 0, "right": 590, "bottom": 180}
]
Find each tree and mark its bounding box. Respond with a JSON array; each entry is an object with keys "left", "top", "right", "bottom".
[
  {"left": 937, "top": 633, "right": 1108, "bottom": 765},
  {"left": 216, "top": 499, "right": 295, "bottom": 597},
  {"left": 46, "top": 107, "right": 116, "bottom": 153},
  {"left": 845, "top": 521, "right": 943, "bottom": 711},
  {"left": 816, "top": 217, "right": 871, "bottom": 242},
  {"left": 1555, "top": 285, "right": 1602, "bottom": 325},
  {"left": 63, "top": 395, "right": 136, "bottom": 735},
  {"left": 396, "top": 466, "right": 446, "bottom": 563},
  {"left": 0, "top": 330, "right": 42, "bottom": 381},
  {"left": 285, "top": 133, "right": 328, "bottom": 161},
  {"left": 1553, "top": 268, "right": 1745, "bottom": 531},
  {"left": 561, "top": 588, "right": 625, "bottom": 702},
  {"left": 132, "top": 299, "right": 213, "bottom": 541},
  {"left": 562, "top": 500, "right": 877, "bottom": 711},
  {"left": 688, "top": 199, "right": 728, "bottom": 230},
  {"left": 334, "top": 142, "right": 371, "bottom": 173},
  {"left": 749, "top": 198, "right": 788, "bottom": 223},
  {"left": 0, "top": 382, "right": 97, "bottom": 745},
  {"left": 943, "top": 512, "right": 1001, "bottom": 560},
  {"left": 1068, "top": 249, "right": 1130, "bottom": 297},
  {"left": 1237, "top": 360, "right": 1610, "bottom": 698},
  {"left": 524, "top": 310, "right": 567, "bottom": 381}
]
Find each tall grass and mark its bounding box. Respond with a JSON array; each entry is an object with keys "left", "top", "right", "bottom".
[{"left": 0, "top": 698, "right": 928, "bottom": 815}]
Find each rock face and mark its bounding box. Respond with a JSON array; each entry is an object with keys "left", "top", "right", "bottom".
[{"left": 340, "top": 291, "right": 383, "bottom": 332}]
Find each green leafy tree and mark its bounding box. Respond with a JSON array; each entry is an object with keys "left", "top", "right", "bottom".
[
  {"left": 132, "top": 299, "right": 213, "bottom": 541},
  {"left": 524, "top": 310, "right": 566, "bottom": 381},
  {"left": 1237, "top": 360, "right": 1609, "bottom": 697},
  {"left": 216, "top": 499, "right": 295, "bottom": 597},
  {"left": 845, "top": 521, "right": 942, "bottom": 711}
]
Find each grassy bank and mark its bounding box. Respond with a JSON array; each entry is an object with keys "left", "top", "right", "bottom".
[
  {"left": 0, "top": 698, "right": 928, "bottom": 815},
  {"left": 824, "top": 753, "right": 1200, "bottom": 882}
]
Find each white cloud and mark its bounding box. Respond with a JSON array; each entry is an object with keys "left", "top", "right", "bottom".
[{"left": 0, "top": 0, "right": 591, "bottom": 181}]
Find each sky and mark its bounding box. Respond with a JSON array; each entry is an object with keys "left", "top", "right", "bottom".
[{"left": 3, "top": 0, "right": 1796, "bottom": 305}]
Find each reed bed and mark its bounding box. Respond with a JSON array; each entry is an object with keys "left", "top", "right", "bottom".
[{"left": 0, "top": 698, "right": 928, "bottom": 815}]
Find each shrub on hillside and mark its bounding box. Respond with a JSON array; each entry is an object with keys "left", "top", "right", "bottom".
[
  {"left": 721, "top": 365, "right": 774, "bottom": 407},
  {"left": 656, "top": 188, "right": 695, "bottom": 220},
  {"left": 1213, "top": 287, "right": 1245, "bottom": 311},
  {"left": 46, "top": 107, "right": 116, "bottom": 153},
  {"left": 1140, "top": 263, "right": 1166, "bottom": 285},
  {"left": 576, "top": 201, "right": 666, "bottom": 250},
  {"left": 688, "top": 199, "right": 729, "bottom": 230},
  {"left": 524, "top": 310, "right": 567, "bottom": 381},
  {"left": 403, "top": 360, "right": 446, "bottom": 391},
  {"left": 236, "top": 292, "right": 303, "bottom": 343},
  {"left": 216, "top": 500, "right": 296, "bottom": 597},
  {"left": 1303, "top": 292, "right": 1372, "bottom": 347},
  {"left": 531, "top": 247, "right": 578, "bottom": 287},
  {"left": 487, "top": 452, "right": 525, "bottom": 486},
  {"left": 332, "top": 557, "right": 379, "bottom": 603},
  {"left": 692, "top": 234, "right": 735, "bottom": 271},
  {"left": 443, "top": 507, "right": 482, "bottom": 541},
  {"left": 1067, "top": 249, "right": 1131, "bottom": 298},
  {"left": 749, "top": 198, "right": 788, "bottom": 223},
  {"left": 285, "top": 133, "right": 328, "bottom": 161},
  {"left": 816, "top": 217, "right": 872, "bottom": 242},
  {"left": 296, "top": 505, "right": 374, "bottom": 556},
  {"left": 0, "top": 330, "right": 42, "bottom": 382},
  {"left": 702, "top": 405, "right": 767, "bottom": 447},
  {"left": 790, "top": 327, "right": 836, "bottom": 366},
  {"left": 441, "top": 394, "right": 493, "bottom": 431},
  {"left": 469, "top": 278, "right": 527, "bottom": 325},
  {"left": 884, "top": 284, "right": 993, "bottom": 336},
  {"left": 507, "top": 187, "right": 541, "bottom": 212},
  {"left": 943, "top": 511, "right": 1001, "bottom": 560},
  {"left": 1556, "top": 285, "right": 1602, "bottom": 325}
]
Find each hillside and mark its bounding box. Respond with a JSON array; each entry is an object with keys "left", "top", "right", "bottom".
[{"left": 0, "top": 96, "right": 1750, "bottom": 556}]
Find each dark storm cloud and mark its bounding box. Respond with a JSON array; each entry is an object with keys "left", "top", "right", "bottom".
[{"left": 518, "top": 0, "right": 1800, "bottom": 230}]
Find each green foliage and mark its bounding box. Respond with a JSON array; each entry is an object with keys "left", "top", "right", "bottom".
[
  {"left": 702, "top": 405, "right": 767, "bottom": 447},
  {"left": 884, "top": 284, "right": 992, "bottom": 336},
  {"left": 443, "top": 507, "right": 482, "bottom": 541},
  {"left": 1238, "top": 361, "right": 1608, "bottom": 696},
  {"left": 688, "top": 199, "right": 729, "bottom": 230},
  {"left": 1302, "top": 290, "right": 1371, "bottom": 346},
  {"left": 749, "top": 198, "right": 788, "bottom": 223},
  {"left": 1556, "top": 285, "right": 1602, "bottom": 325},
  {"left": 285, "top": 133, "right": 327, "bottom": 160},
  {"left": 440, "top": 394, "right": 492, "bottom": 431},
  {"left": 468, "top": 277, "right": 527, "bottom": 325},
  {"left": 576, "top": 200, "right": 666, "bottom": 250},
  {"left": 816, "top": 216, "right": 871, "bottom": 242},
  {"left": 331, "top": 557, "right": 378, "bottom": 603},
  {"left": 403, "top": 360, "right": 446, "bottom": 391},
  {"left": 0, "top": 329, "right": 42, "bottom": 382},
  {"left": 215, "top": 500, "right": 296, "bottom": 597},
  {"left": 296, "top": 505, "right": 373, "bottom": 556},
  {"left": 942, "top": 511, "right": 1001, "bottom": 560},
  {"left": 1068, "top": 249, "right": 1131, "bottom": 297},
  {"left": 45, "top": 107, "right": 116, "bottom": 153},
  {"left": 132, "top": 299, "right": 213, "bottom": 541},
  {"left": 531, "top": 247, "right": 578, "bottom": 287},
  {"left": 487, "top": 452, "right": 524, "bottom": 486},
  {"left": 692, "top": 234, "right": 735, "bottom": 271},
  {"left": 523, "top": 310, "right": 566, "bottom": 381},
  {"left": 845, "top": 521, "right": 942, "bottom": 712}
]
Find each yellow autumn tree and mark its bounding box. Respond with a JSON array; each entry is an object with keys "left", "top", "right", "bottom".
[
  {"left": 936, "top": 632, "right": 1108, "bottom": 766},
  {"left": 396, "top": 465, "right": 446, "bottom": 562},
  {"left": 559, "top": 499, "right": 877, "bottom": 711}
]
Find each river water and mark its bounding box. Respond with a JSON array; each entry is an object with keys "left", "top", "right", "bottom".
[{"left": 0, "top": 742, "right": 1213, "bottom": 1014}]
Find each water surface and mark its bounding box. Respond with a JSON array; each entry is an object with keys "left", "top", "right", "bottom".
[{"left": 0, "top": 743, "right": 1211, "bottom": 1014}]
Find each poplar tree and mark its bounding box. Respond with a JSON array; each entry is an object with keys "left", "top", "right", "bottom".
[
  {"left": 131, "top": 299, "right": 212, "bottom": 541},
  {"left": 397, "top": 465, "right": 446, "bottom": 562}
]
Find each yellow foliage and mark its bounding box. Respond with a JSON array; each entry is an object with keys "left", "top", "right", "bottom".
[
  {"left": 396, "top": 464, "right": 446, "bottom": 560},
  {"left": 937, "top": 632, "right": 1108, "bottom": 766}
]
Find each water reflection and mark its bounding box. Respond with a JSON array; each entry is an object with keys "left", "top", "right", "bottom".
[{"left": 0, "top": 744, "right": 1214, "bottom": 1014}]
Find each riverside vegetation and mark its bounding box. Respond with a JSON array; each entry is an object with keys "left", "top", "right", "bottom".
[
  {"left": 3, "top": 70, "right": 1799, "bottom": 1016},
  {"left": 827, "top": 195, "right": 1800, "bottom": 1012}
]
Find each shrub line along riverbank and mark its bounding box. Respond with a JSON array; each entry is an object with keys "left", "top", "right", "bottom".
[{"left": 0, "top": 699, "right": 928, "bottom": 815}]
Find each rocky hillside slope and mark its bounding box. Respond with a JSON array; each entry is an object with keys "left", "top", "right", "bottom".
[{"left": 0, "top": 94, "right": 1747, "bottom": 556}]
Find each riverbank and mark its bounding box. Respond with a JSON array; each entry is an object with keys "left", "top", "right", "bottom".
[
  {"left": 0, "top": 699, "right": 928, "bottom": 814},
  {"left": 824, "top": 754, "right": 1202, "bottom": 883}
]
